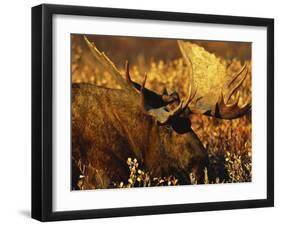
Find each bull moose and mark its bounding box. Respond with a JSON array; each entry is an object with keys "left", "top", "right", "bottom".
[{"left": 72, "top": 36, "right": 251, "bottom": 189}]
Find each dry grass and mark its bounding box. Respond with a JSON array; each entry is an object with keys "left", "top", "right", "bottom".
[{"left": 71, "top": 35, "right": 252, "bottom": 189}]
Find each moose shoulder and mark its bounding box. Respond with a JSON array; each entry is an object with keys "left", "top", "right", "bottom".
[{"left": 72, "top": 37, "right": 251, "bottom": 189}]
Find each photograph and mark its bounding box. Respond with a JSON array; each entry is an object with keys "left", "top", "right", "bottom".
[
  {"left": 30, "top": 3, "right": 274, "bottom": 221},
  {"left": 71, "top": 34, "right": 252, "bottom": 190}
]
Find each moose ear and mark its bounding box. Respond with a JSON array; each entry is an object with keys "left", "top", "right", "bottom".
[
  {"left": 170, "top": 115, "right": 192, "bottom": 134},
  {"left": 146, "top": 88, "right": 195, "bottom": 125}
]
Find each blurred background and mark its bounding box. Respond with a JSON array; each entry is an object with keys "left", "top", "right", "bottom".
[{"left": 72, "top": 34, "right": 251, "bottom": 69}]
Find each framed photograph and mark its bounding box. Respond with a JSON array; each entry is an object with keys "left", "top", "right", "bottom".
[{"left": 32, "top": 4, "right": 274, "bottom": 221}]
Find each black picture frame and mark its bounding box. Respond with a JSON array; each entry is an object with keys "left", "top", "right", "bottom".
[{"left": 32, "top": 4, "right": 274, "bottom": 222}]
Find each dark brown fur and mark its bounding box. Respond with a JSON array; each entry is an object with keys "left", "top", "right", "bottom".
[{"left": 72, "top": 83, "right": 209, "bottom": 189}]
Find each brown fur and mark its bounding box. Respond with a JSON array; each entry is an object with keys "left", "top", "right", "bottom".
[{"left": 72, "top": 83, "right": 209, "bottom": 188}]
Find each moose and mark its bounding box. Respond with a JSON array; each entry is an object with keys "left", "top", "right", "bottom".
[{"left": 72, "top": 36, "right": 251, "bottom": 189}]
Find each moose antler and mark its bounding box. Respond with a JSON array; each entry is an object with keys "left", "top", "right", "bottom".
[
  {"left": 178, "top": 40, "right": 251, "bottom": 119},
  {"left": 84, "top": 36, "right": 138, "bottom": 97},
  {"left": 84, "top": 36, "right": 190, "bottom": 125},
  {"left": 140, "top": 72, "right": 147, "bottom": 108}
]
